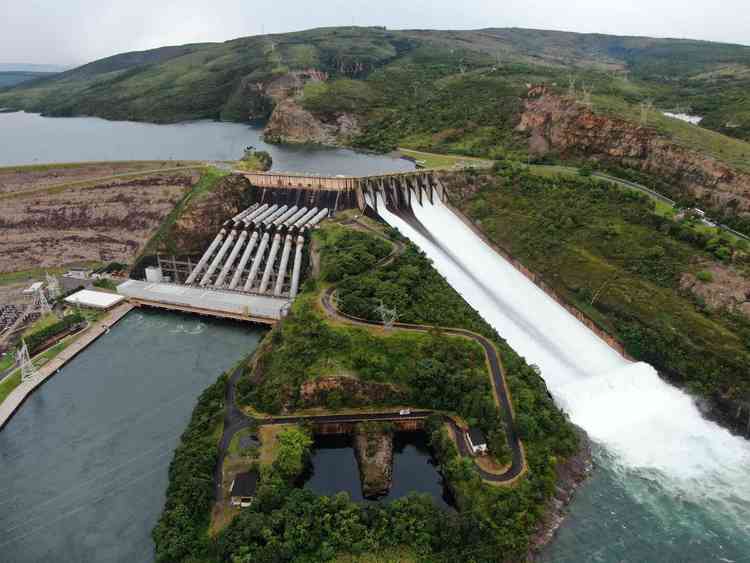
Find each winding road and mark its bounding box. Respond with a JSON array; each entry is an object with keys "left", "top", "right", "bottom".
[{"left": 214, "top": 216, "right": 527, "bottom": 499}]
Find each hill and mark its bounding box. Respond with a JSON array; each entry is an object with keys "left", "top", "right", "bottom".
[
  {"left": 1, "top": 27, "right": 749, "bottom": 228},
  {"left": 0, "top": 71, "right": 55, "bottom": 89},
  {"left": 1, "top": 27, "right": 750, "bottom": 136}
]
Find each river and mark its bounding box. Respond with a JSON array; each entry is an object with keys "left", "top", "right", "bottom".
[
  {"left": 0, "top": 310, "right": 264, "bottom": 562},
  {"left": 377, "top": 199, "right": 750, "bottom": 562},
  {"left": 0, "top": 111, "right": 414, "bottom": 175}
]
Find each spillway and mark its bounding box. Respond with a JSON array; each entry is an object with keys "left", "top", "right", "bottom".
[{"left": 376, "top": 197, "right": 750, "bottom": 560}]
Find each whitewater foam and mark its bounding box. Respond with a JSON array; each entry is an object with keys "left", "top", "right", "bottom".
[{"left": 375, "top": 197, "right": 750, "bottom": 523}]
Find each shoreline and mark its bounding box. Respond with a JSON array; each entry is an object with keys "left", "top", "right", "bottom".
[
  {"left": 529, "top": 426, "right": 593, "bottom": 558},
  {"left": 0, "top": 302, "right": 134, "bottom": 430}
]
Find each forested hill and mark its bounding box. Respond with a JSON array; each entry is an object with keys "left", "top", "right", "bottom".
[{"left": 2, "top": 26, "right": 750, "bottom": 144}]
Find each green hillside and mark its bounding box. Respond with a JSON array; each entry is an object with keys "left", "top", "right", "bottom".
[{"left": 2, "top": 26, "right": 750, "bottom": 146}]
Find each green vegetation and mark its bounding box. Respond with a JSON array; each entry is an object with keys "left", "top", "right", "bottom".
[
  {"left": 4, "top": 26, "right": 750, "bottom": 154},
  {"left": 452, "top": 168, "right": 750, "bottom": 428},
  {"left": 24, "top": 312, "right": 85, "bottom": 355},
  {"left": 152, "top": 374, "right": 227, "bottom": 562},
  {"left": 236, "top": 148, "right": 273, "bottom": 172},
  {"left": 92, "top": 278, "right": 118, "bottom": 291},
  {"left": 317, "top": 225, "right": 392, "bottom": 282},
  {"left": 696, "top": 270, "right": 714, "bottom": 283}
]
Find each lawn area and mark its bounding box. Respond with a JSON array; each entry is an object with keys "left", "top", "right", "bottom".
[
  {"left": 0, "top": 262, "right": 100, "bottom": 286},
  {"left": 0, "top": 350, "right": 16, "bottom": 372},
  {"left": 398, "top": 148, "right": 493, "bottom": 170},
  {"left": 22, "top": 313, "right": 59, "bottom": 337}
]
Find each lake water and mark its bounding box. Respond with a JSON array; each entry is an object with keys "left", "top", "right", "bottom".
[
  {"left": 304, "top": 432, "right": 453, "bottom": 510},
  {"left": 0, "top": 309, "right": 265, "bottom": 563},
  {"left": 0, "top": 111, "right": 415, "bottom": 175}
]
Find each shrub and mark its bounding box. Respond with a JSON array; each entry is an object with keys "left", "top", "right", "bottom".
[{"left": 696, "top": 270, "right": 714, "bottom": 282}]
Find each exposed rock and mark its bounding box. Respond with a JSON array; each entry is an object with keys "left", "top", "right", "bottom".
[
  {"left": 168, "top": 174, "right": 252, "bottom": 254},
  {"left": 517, "top": 87, "right": 750, "bottom": 214},
  {"left": 264, "top": 97, "right": 361, "bottom": 146},
  {"left": 528, "top": 426, "right": 593, "bottom": 559},
  {"left": 353, "top": 423, "right": 394, "bottom": 498},
  {"left": 680, "top": 264, "right": 750, "bottom": 318},
  {"left": 298, "top": 376, "right": 407, "bottom": 408}
]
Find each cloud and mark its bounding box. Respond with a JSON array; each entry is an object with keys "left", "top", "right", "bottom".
[{"left": 1, "top": 0, "right": 749, "bottom": 66}]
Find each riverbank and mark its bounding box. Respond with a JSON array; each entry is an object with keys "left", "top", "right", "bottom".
[{"left": 0, "top": 302, "right": 133, "bottom": 429}]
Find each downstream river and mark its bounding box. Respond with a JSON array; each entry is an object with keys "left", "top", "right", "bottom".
[
  {"left": 378, "top": 200, "right": 750, "bottom": 562},
  {"left": 0, "top": 310, "right": 264, "bottom": 562},
  {"left": 0, "top": 111, "right": 414, "bottom": 175}
]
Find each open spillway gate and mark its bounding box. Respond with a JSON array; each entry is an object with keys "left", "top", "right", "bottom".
[
  {"left": 241, "top": 169, "right": 447, "bottom": 215},
  {"left": 119, "top": 169, "right": 445, "bottom": 324}
]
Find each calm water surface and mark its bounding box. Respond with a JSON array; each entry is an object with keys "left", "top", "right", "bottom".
[
  {"left": 0, "top": 309, "right": 265, "bottom": 562},
  {"left": 0, "top": 111, "right": 415, "bottom": 175},
  {"left": 304, "top": 432, "right": 453, "bottom": 509}
]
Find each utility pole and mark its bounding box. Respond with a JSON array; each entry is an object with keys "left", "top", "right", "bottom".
[{"left": 568, "top": 75, "right": 576, "bottom": 99}]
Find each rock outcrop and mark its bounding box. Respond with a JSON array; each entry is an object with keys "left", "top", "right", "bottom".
[
  {"left": 528, "top": 426, "right": 593, "bottom": 558},
  {"left": 264, "top": 97, "right": 361, "bottom": 146},
  {"left": 298, "top": 376, "right": 407, "bottom": 409},
  {"left": 517, "top": 87, "right": 750, "bottom": 214},
  {"left": 353, "top": 423, "right": 394, "bottom": 498},
  {"left": 260, "top": 68, "right": 361, "bottom": 146}
]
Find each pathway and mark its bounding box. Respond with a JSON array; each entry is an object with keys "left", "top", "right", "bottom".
[{"left": 0, "top": 303, "right": 134, "bottom": 429}]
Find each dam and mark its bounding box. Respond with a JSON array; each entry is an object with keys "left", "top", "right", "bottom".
[
  {"left": 118, "top": 169, "right": 446, "bottom": 324},
  {"left": 220, "top": 167, "right": 750, "bottom": 560}
]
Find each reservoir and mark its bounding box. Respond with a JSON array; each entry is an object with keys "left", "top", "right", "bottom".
[
  {"left": 304, "top": 432, "right": 453, "bottom": 510},
  {"left": 0, "top": 111, "right": 415, "bottom": 175},
  {"left": 378, "top": 198, "right": 750, "bottom": 562},
  {"left": 0, "top": 309, "right": 265, "bottom": 562}
]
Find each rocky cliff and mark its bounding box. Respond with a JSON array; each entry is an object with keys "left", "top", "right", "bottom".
[
  {"left": 260, "top": 69, "right": 361, "bottom": 146},
  {"left": 517, "top": 87, "right": 750, "bottom": 213}
]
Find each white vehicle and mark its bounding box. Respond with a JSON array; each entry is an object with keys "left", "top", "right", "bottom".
[{"left": 399, "top": 409, "right": 411, "bottom": 416}]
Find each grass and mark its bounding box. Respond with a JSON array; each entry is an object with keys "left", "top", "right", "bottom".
[
  {"left": 0, "top": 165, "right": 204, "bottom": 201},
  {"left": 592, "top": 93, "right": 750, "bottom": 173},
  {"left": 0, "top": 338, "right": 72, "bottom": 404},
  {"left": 397, "top": 148, "right": 493, "bottom": 170},
  {"left": 0, "top": 262, "right": 100, "bottom": 285},
  {"left": 227, "top": 427, "right": 258, "bottom": 457},
  {"left": 0, "top": 350, "right": 15, "bottom": 372},
  {"left": 22, "top": 313, "right": 59, "bottom": 337},
  {"left": 258, "top": 424, "right": 298, "bottom": 467}
]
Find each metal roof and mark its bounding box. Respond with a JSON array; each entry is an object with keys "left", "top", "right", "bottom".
[
  {"left": 231, "top": 471, "right": 258, "bottom": 497},
  {"left": 117, "top": 280, "right": 289, "bottom": 320}
]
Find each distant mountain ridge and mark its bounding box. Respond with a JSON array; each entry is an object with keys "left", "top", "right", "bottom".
[{"left": 0, "top": 63, "right": 69, "bottom": 72}]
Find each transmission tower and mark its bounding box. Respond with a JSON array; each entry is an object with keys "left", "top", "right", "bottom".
[
  {"left": 33, "top": 288, "right": 52, "bottom": 316},
  {"left": 580, "top": 84, "right": 593, "bottom": 108},
  {"left": 45, "top": 273, "right": 60, "bottom": 300},
  {"left": 18, "top": 340, "right": 40, "bottom": 382},
  {"left": 375, "top": 300, "right": 398, "bottom": 330}
]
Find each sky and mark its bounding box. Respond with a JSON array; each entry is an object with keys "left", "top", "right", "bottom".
[{"left": 2, "top": 0, "right": 750, "bottom": 66}]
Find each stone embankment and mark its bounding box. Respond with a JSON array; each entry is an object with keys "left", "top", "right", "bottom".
[
  {"left": 353, "top": 422, "right": 394, "bottom": 498},
  {"left": 0, "top": 303, "right": 134, "bottom": 429}
]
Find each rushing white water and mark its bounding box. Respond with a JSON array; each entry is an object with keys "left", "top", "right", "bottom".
[{"left": 375, "top": 197, "right": 750, "bottom": 553}]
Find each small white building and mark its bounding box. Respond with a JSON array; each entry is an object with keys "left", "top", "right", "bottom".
[
  {"left": 22, "top": 281, "right": 44, "bottom": 295},
  {"left": 466, "top": 427, "right": 488, "bottom": 456},
  {"left": 64, "top": 267, "right": 93, "bottom": 280},
  {"left": 64, "top": 289, "right": 125, "bottom": 310},
  {"left": 145, "top": 267, "right": 164, "bottom": 283}
]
